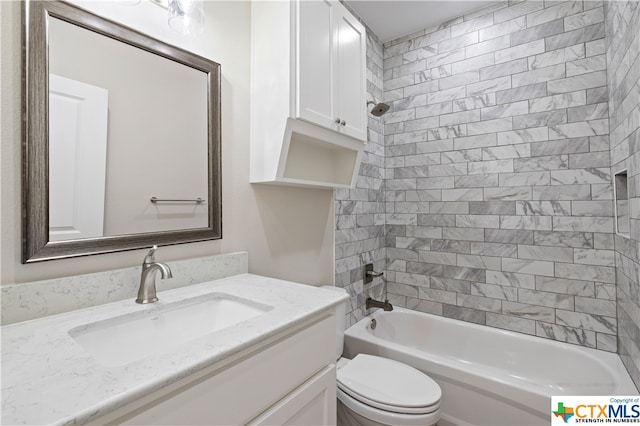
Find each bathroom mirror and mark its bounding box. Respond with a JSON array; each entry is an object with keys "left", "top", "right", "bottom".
[{"left": 22, "top": 0, "right": 222, "bottom": 263}]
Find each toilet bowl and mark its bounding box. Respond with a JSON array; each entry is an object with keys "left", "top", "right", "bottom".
[{"left": 322, "top": 286, "right": 441, "bottom": 426}]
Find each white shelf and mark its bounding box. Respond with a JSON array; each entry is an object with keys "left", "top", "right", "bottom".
[
  {"left": 252, "top": 118, "right": 363, "bottom": 189},
  {"left": 284, "top": 136, "right": 357, "bottom": 186}
]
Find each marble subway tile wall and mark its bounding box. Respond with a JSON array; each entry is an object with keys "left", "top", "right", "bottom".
[
  {"left": 335, "top": 29, "right": 387, "bottom": 326},
  {"left": 382, "top": 0, "right": 617, "bottom": 350},
  {"left": 606, "top": 0, "right": 640, "bottom": 388}
]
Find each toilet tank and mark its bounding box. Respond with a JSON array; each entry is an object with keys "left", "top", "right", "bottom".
[{"left": 321, "top": 286, "right": 347, "bottom": 360}]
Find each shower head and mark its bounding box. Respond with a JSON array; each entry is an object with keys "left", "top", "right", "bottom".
[{"left": 367, "top": 100, "right": 390, "bottom": 117}]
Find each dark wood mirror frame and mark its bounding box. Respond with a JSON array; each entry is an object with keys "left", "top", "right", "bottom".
[{"left": 22, "top": 0, "right": 222, "bottom": 263}]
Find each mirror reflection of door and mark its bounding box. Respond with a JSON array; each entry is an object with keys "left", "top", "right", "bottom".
[{"left": 49, "top": 74, "right": 109, "bottom": 242}]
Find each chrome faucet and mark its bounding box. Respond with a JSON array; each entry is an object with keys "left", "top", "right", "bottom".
[
  {"left": 136, "top": 245, "right": 173, "bottom": 304},
  {"left": 366, "top": 297, "right": 393, "bottom": 311}
]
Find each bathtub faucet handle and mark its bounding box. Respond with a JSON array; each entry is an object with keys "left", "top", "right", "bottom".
[{"left": 364, "top": 263, "right": 384, "bottom": 284}]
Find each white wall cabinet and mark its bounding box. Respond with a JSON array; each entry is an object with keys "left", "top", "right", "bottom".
[
  {"left": 90, "top": 315, "right": 337, "bottom": 425},
  {"left": 251, "top": 0, "right": 367, "bottom": 189},
  {"left": 297, "top": 1, "right": 367, "bottom": 141}
]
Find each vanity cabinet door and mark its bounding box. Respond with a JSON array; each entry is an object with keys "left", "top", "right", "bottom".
[{"left": 250, "top": 365, "right": 336, "bottom": 426}]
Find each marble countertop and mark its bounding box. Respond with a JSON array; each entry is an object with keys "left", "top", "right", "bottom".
[{"left": 1, "top": 274, "right": 347, "bottom": 426}]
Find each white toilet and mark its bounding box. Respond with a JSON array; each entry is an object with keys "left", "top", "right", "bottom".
[{"left": 325, "top": 287, "right": 442, "bottom": 426}]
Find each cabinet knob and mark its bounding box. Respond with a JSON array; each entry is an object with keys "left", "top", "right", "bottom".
[
  {"left": 335, "top": 117, "right": 341, "bottom": 124},
  {"left": 340, "top": 120, "right": 346, "bottom": 126}
]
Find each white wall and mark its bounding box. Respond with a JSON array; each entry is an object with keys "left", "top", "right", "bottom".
[{"left": 0, "top": 1, "right": 334, "bottom": 291}]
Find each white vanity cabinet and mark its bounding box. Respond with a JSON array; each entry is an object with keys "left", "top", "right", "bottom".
[
  {"left": 92, "top": 314, "right": 337, "bottom": 425},
  {"left": 2, "top": 274, "right": 348, "bottom": 426},
  {"left": 250, "top": 0, "right": 367, "bottom": 188}
]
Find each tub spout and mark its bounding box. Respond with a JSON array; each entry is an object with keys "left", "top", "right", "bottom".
[{"left": 366, "top": 297, "right": 393, "bottom": 311}]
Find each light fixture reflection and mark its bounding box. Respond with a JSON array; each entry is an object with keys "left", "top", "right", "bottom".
[{"left": 168, "top": 0, "right": 204, "bottom": 36}]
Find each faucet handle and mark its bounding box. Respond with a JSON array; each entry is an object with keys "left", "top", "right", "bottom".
[
  {"left": 143, "top": 245, "right": 158, "bottom": 264},
  {"left": 363, "top": 263, "right": 384, "bottom": 284}
]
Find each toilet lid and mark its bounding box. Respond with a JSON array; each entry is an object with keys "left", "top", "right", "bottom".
[{"left": 337, "top": 354, "right": 441, "bottom": 412}]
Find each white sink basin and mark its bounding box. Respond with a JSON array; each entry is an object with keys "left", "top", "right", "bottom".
[{"left": 69, "top": 293, "right": 272, "bottom": 367}]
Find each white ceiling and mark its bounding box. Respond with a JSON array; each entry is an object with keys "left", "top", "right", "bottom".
[{"left": 345, "top": 1, "right": 498, "bottom": 43}]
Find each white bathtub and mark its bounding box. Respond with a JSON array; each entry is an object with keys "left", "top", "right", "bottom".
[{"left": 343, "top": 307, "right": 639, "bottom": 426}]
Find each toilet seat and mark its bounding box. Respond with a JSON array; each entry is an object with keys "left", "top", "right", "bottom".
[
  {"left": 337, "top": 354, "right": 441, "bottom": 415},
  {"left": 337, "top": 387, "right": 441, "bottom": 426}
]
